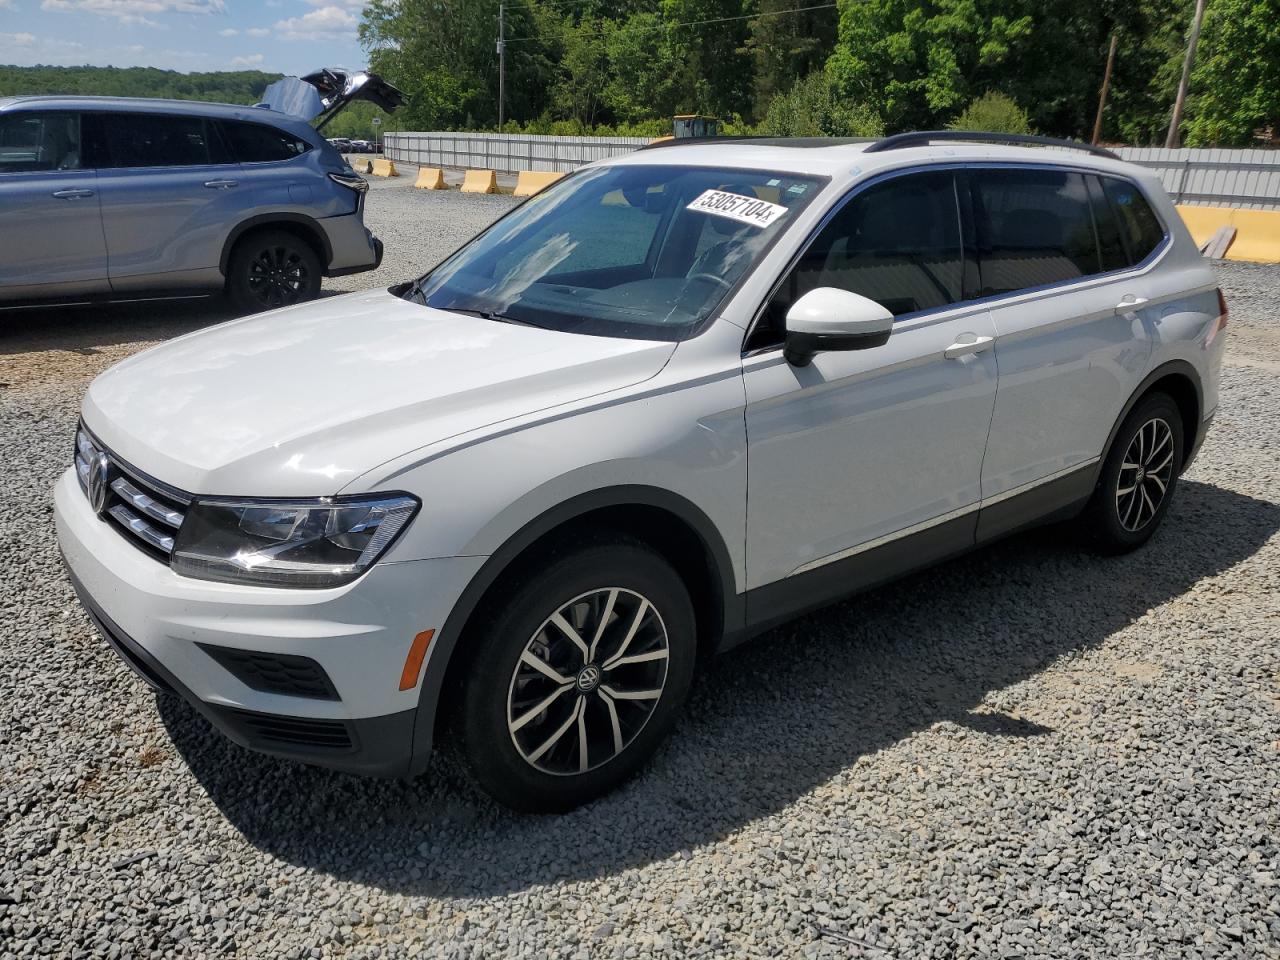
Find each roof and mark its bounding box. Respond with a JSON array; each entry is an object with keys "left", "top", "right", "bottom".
[{"left": 0, "top": 94, "right": 296, "bottom": 124}]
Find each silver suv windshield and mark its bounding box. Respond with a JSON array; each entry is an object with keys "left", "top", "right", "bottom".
[{"left": 410, "top": 164, "right": 826, "bottom": 341}]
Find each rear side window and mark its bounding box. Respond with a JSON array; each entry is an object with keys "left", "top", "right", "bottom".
[
  {"left": 102, "top": 113, "right": 226, "bottom": 168},
  {"left": 971, "top": 168, "right": 1100, "bottom": 297},
  {"left": 0, "top": 112, "right": 81, "bottom": 173},
  {"left": 220, "top": 121, "right": 310, "bottom": 163},
  {"left": 1087, "top": 175, "right": 1129, "bottom": 272},
  {"left": 770, "top": 171, "right": 963, "bottom": 323},
  {"left": 1101, "top": 177, "right": 1165, "bottom": 264}
]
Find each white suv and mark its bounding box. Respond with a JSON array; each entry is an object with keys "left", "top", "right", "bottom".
[{"left": 56, "top": 132, "right": 1226, "bottom": 811}]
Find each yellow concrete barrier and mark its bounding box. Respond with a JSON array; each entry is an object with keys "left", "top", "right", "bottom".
[
  {"left": 413, "top": 166, "right": 448, "bottom": 190},
  {"left": 1176, "top": 204, "right": 1280, "bottom": 262},
  {"left": 461, "top": 169, "right": 498, "bottom": 194},
  {"left": 369, "top": 158, "right": 398, "bottom": 177},
  {"left": 357, "top": 158, "right": 373, "bottom": 174},
  {"left": 513, "top": 170, "right": 565, "bottom": 197}
]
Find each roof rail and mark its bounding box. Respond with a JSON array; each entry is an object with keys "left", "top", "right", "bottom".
[
  {"left": 864, "top": 130, "right": 1120, "bottom": 160},
  {"left": 639, "top": 135, "right": 875, "bottom": 151}
]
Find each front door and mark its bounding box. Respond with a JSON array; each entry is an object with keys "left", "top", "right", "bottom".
[
  {"left": 0, "top": 110, "right": 108, "bottom": 301},
  {"left": 743, "top": 170, "right": 998, "bottom": 618}
]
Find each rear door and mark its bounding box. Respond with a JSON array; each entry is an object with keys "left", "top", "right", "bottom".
[
  {"left": 94, "top": 111, "right": 243, "bottom": 292},
  {"left": 970, "top": 166, "right": 1157, "bottom": 537},
  {"left": 0, "top": 110, "right": 108, "bottom": 301}
]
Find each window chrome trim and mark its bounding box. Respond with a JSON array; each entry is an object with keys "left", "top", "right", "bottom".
[{"left": 740, "top": 160, "right": 1173, "bottom": 355}]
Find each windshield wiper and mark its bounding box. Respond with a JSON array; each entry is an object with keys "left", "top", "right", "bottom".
[{"left": 444, "top": 307, "right": 543, "bottom": 328}]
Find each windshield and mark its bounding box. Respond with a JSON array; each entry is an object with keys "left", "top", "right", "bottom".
[{"left": 410, "top": 164, "right": 826, "bottom": 341}]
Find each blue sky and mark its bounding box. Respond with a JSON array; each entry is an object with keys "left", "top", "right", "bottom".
[{"left": 0, "top": 0, "right": 368, "bottom": 75}]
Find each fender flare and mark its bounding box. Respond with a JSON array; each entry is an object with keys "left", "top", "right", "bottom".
[
  {"left": 1092, "top": 359, "right": 1204, "bottom": 488},
  {"left": 218, "top": 213, "right": 333, "bottom": 276},
  {"left": 405, "top": 485, "right": 741, "bottom": 774}
]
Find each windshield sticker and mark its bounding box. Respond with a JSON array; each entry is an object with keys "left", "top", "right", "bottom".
[{"left": 686, "top": 189, "right": 789, "bottom": 228}]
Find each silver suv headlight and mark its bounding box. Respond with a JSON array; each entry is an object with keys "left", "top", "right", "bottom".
[{"left": 171, "top": 494, "right": 418, "bottom": 588}]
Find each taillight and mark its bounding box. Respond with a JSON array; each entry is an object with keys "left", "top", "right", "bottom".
[
  {"left": 1216, "top": 287, "right": 1229, "bottom": 330},
  {"left": 328, "top": 171, "right": 369, "bottom": 194}
]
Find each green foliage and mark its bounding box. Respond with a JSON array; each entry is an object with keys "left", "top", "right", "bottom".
[
  {"left": 759, "top": 72, "right": 884, "bottom": 137},
  {"left": 1183, "top": 0, "right": 1280, "bottom": 146},
  {"left": 948, "top": 90, "right": 1033, "bottom": 134},
  {"left": 0, "top": 65, "right": 280, "bottom": 103}
]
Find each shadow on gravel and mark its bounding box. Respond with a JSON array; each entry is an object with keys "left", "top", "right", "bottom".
[{"left": 158, "top": 479, "right": 1280, "bottom": 897}]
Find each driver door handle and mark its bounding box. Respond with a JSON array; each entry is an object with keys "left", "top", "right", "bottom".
[
  {"left": 51, "top": 188, "right": 94, "bottom": 199},
  {"left": 203, "top": 179, "right": 239, "bottom": 189},
  {"left": 944, "top": 334, "right": 995, "bottom": 359},
  {"left": 1115, "top": 295, "right": 1149, "bottom": 313}
]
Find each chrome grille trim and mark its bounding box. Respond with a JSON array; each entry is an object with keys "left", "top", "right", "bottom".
[
  {"left": 75, "top": 423, "right": 191, "bottom": 562},
  {"left": 110, "top": 476, "right": 185, "bottom": 529}
]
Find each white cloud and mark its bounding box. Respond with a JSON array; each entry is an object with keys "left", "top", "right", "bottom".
[
  {"left": 1, "top": 31, "right": 36, "bottom": 46},
  {"left": 246, "top": 26, "right": 268, "bottom": 36},
  {"left": 0, "top": 0, "right": 17, "bottom": 10},
  {"left": 306, "top": 0, "right": 364, "bottom": 8},
  {"left": 274, "top": 5, "right": 356, "bottom": 41},
  {"left": 230, "top": 53, "right": 263, "bottom": 67},
  {"left": 1, "top": 34, "right": 88, "bottom": 65},
  {"left": 218, "top": 27, "right": 236, "bottom": 35},
  {"left": 40, "top": 0, "right": 226, "bottom": 19}
]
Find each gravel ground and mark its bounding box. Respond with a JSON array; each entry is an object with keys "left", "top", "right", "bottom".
[{"left": 1, "top": 178, "right": 1278, "bottom": 959}]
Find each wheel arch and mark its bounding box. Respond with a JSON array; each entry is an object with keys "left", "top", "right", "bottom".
[
  {"left": 219, "top": 213, "right": 332, "bottom": 277},
  {"left": 1098, "top": 360, "right": 1204, "bottom": 482},
  {"left": 407, "top": 485, "right": 742, "bottom": 774}
]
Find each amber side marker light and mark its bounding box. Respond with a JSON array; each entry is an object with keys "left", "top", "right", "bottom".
[{"left": 399, "top": 629, "right": 435, "bottom": 691}]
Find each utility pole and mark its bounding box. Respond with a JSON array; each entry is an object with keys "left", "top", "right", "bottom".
[
  {"left": 1091, "top": 32, "right": 1119, "bottom": 145},
  {"left": 497, "top": 2, "right": 506, "bottom": 130},
  {"left": 1165, "top": 0, "right": 1207, "bottom": 148}
]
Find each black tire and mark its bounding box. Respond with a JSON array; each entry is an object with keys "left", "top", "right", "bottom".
[
  {"left": 459, "top": 539, "right": 696, "bottom": 813},
  {"left": 226, "top": 229, "right": 322, "bottom": 315},
  {"left": 1083, "top": 392, "right": 1184, "bottom": 554}
]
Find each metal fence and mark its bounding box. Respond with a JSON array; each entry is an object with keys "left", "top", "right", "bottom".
[
  {"left": 382, "top": 132, "right": 649, "bottom": 174},
  {"left": 383, "top": 133, "right": 1280, "bottom": 209}
]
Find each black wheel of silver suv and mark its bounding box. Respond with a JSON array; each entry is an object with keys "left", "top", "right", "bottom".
[
  {"left": 459, "top": 539, "right": 696, "bottom": 812},
  {"left": 1085, "top": 392, "right": 1184, "bottom": 554}
]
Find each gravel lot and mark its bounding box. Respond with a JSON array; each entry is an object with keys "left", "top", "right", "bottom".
[{"left": 2, "top": 176, "right": 1278, "bottom": 959}]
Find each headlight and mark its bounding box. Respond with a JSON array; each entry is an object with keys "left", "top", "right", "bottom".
[{"left": 171, "top": 493, "right": 418, "bottom": 588}]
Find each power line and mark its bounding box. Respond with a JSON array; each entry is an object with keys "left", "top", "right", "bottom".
[{"left": 503, "top": 2, "right": 839, "bottom": 44}]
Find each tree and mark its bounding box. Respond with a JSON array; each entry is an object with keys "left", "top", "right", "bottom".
[
  {"left": 759, "top": 72, "right": 884, "bottom": 137},
  {"left": 1182, "top": 0, "right": 1280, "bottom": 145},
  {"left": 948, "top": 90, "right": 1032, "bottom": 133},
  {"left": 748, "top": 0, "right": 839, "bottom": 116}
]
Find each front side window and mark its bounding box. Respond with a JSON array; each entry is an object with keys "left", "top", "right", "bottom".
[
  {"left": 752, "top": 171, "right": 963, "bottom": 349},
  {"left": 971, "top": 168, "right": 1100, "bottom": 296},
  {"left": 411, "top": 164, "right": 825, "bottom": 341},
  {"left": 0, "top": 112, "right": 81, "bottom": 173},
  {"left": 102, "top": 113, "right": 226, "bottom": 168},
  {"left": 220, "top": 120, "right": 310, "bottom": 163}
]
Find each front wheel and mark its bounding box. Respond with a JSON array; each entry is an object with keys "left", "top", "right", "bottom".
[
  {"left": 459, "top": 540, "right": 696, "bottom": 812},
  {"left": 226, "top": 229, "right": 322, "bottom": 315},
  {"left": 1083, "top": 392, "right": 1184, "bottom": 553}
]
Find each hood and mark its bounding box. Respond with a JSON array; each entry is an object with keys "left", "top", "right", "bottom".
[
  {"left": 258, "top": 69, "right": 406, "bottom": 131},
  {"left": 83, "top": 290, "right": 675, "bottom": 497}
]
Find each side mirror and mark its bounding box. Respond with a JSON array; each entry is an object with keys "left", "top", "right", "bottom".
[{"left": 784, "top": 288, "right": 893, "bottom": 367}]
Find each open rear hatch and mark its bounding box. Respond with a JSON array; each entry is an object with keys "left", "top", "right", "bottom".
[{"left": 258, "top": 69, "right": 407, "bottom": 130}]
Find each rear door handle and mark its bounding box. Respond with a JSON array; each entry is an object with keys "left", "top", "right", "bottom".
[
  {"left": 203, "top": 179, "right": 239, "bottom": 189},
  {"left": 1115, "top": 295, "right": 1150, "bottom": 313},
  {"left": 944, "top": 334, "right": 995, "bottom": 359},
  {"left": 51, "top": 188, "right": 94, "bottom": 199}
]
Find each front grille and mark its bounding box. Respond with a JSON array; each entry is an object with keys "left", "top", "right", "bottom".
[
  {"left": 197, "top": 644, "right": 340, "bottom": 701},
  {"left": 75, "top": 425, "right": 189, "bottom": 563},
  {"left": 222, "top": 708, "right": 355, "bottom": 752}
]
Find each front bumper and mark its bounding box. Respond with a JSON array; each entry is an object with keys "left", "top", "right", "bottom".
[{"left": 54, "top": 469, "right": 484, "bottom": 777}]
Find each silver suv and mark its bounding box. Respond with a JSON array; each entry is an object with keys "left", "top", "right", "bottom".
[{"left": 0, "top": 76, "right": 398, "bottom": 313}]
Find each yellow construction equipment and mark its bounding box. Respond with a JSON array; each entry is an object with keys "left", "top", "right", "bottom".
[
  {"left": 513, "top": 170, "right": 565, "bottom": 197},
  {"left": 413, "top": 167, "right": 448, "bottom": 190},
  {"left": 461, "top": 169, "right": 498, "bottom": 194}
]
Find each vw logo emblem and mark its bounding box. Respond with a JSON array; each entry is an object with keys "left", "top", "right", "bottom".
[
  {"left": 576, "top": 664, "right": 602, "bottom": 693},
  {"left": 87, "top": 452, "right": 111, "bottom": 516}
]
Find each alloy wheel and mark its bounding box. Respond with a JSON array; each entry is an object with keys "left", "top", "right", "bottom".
[
  {"left": 1115, "top": 417, "right": 1175, "bottom": 532},
  {"left": 506, "top": 587, "right": 670, "bottom": 776},
  {"left": 246, "top": 245, "right": 309, "bottom": 309}
]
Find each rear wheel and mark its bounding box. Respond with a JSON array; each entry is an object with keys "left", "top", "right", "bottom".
[
  {"left": 1083, "top": 392, "right": 1184, "bottom": 553},
  {"left": 226, "top": 229, "right": 322, "bottom": 315},
  {"left": 459, "top": 539, "right": 696, "bottom": 812}
]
